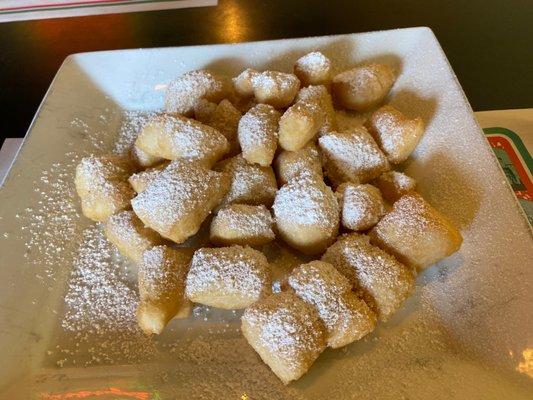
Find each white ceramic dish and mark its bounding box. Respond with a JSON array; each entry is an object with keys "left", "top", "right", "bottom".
[{"left": 1, "top": 27, "right": 532, "bottom": 399}]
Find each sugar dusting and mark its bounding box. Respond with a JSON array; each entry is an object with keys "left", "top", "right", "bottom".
[
  {"left": 59, "top": 224, "right": 155, "bottom": 366},
  {"left": 113, "top": 110, "right": 157, "bottom": 156},
  {"left": 294, "top": 52, "right": 331, "bottom": 77},
  {"left": 12, "top": 36, "right": 532, "bottom": 398},
  {"left": 273, "top": 174, "right": 339, "bottom": 229},
  {"left": 242, "top": 292, "right": 326, "bottom": 380},
  {"left": 238, "top": 103, "right": 280, "bottom": 152},
  {"left": 211, "top": 204, "right": 275, "bottom": 243},
  {"left": 21, "top": 158, "right": 82, "bottom": 280},
  {"left": 288, "top": 261, "right": 351, "bottom": 330},
  {"left": 319, "top": 128, "right": 390, "bottom": 184},
  {"left": 321, "top": 233, "right": 415, "bottom": 321},
  {"left": 218, "top": 155, "right": 278, "bottom": 206},
  {"left": 17, "top": 111, "right": 160, "bottom": 369},
  {"left": 185, "top": 246, "right": 270, "bottom": 306},
  {"left": 339, "top": 183, "right": 386, "bottom": 231}
]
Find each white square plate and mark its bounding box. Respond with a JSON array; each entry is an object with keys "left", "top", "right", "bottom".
[{"left": 1, "top": 27, "right": 532, "bottom": 399}]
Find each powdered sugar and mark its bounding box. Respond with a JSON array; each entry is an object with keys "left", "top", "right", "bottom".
[
  {"left": 217, "top": 155, "right": 277, "bottom": 206},
  {"left": 105, "top": 210, "right": 164, "bottom": 262},
  {"left": 321, "top": 233, "right": 414, "bottom": 321},
  {"left": 209, "top": 99, "right": 242, "bottom": 154},
  {"left": 238, "top": 103, "right": 280, "bottom": 164},
  {"left": 275, "top": 143, "right": 323, "bottom": 185},
  {"left": 373, "top": 170, "right": 417, "bottom": 202},
  {"left": 296, "top": 85, "right": 336, "bottom": 134},
  {"left": 113, "top": 110, "right": 157, "bottom": 156},
  {"left": 250, "top": 71, "right": 300, "bottom": 108},
  {"left": 210, "top": 204, "right": 275, "bottom": 246},
  {"left": 287, "top": 260, "right": 376, "bottom": 348},
  {"left": 294, "top": 52, "right": 331, "bottom": 78},
  {"left": 288, "top": 261, "right": 350, "bottom": 328},
  {"left": 238, "top": 104, "right": 279, "bottom": 147},
  {"left": 273, "top": 175, "right": 339, "bottom": 228},
  {"left": 185, "top": 246, "right": 271, "bottom": 308},
  {"left": 366, "top": 105, "right": 425, "bottom": 164},
  {"left": 139, "top": 246, "right": 188, "bottom": 299},
  {"left": 242, "top": 291, "right": 326, "bottom": 378},
  {"left": 165, "top": 70, "right": 228, "bottom": 115},
  {"left": 338, "top": 183, "right": 386, "bottom": 231},
  {"left": 60, "top": 224, "right": 155, "bottom": 366},
  {"left": 131, "top": 160, "right": 228, "bottom": 242},
  {"left": 6, "top": 30, "right": 530, "bottom": 399},
  {"left": 319, "top": 127, "right": 390, "bottom": 185},
  {"left": 233, "top": 68, "right": 258, "bottom": 97},
  {"left": 136, "top": 114, "right": 229, "bottom": 166},
  {"left": 21, "top": 158, "right": 82, "bottom": 279},
  {"left": 128, "top": 164, "right": 165, "bottom": 193}
]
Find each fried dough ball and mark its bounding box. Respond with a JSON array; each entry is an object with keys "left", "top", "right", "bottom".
[
  {"left": 336, "top": 183, "right": 386, "bottom": 231},
  {"left": 278, "top": 99, "right": 324, "bottom": 151},
  {"left": 216, "top": 155, "right": 278, "bottom": 207},
  {"left": 275, "top": 143, "right": 323, "bottom": 185},
  {"left": 322, "top": 233, "right": 414, "bottom": 321},
  {"left": 131, "top": 160, "right": 230, "bottom": 244},
  {"left": 132, "top": 145, "right": 164, "bottom": 168},
  {"left": 319, "top": 127, "right": 390, "bottom": 186},
  {"left": 165, "top": 69, "right": 230, "bottom": 116},
  {"left": 105, "top": 210, "right": 165, "bottom": 263},
  {"left": 135, "top": 114, "right": 229, "bottom": 168},
  {"left": 372, "top": 170, "right": 416, "bottom": 202},
  {"left": 365, "top": 105, "right": 425, "bottom": 164},
  {"left": 128, "top": 161, "right": 169, "bottom": 193},
  {"left": 185, "top": 245, "right": 271, "bottom": 309},
  {"left": 369, "top": 193, "right": 463, "bottom": 270},
  {"left": 241, "top": 291, "right": 327, "bottom": 384},
  {"left": 210, "top": 204, "right": 275, "bottom": 247},
  {"left": 272, "top": 175, "right": 339, "bottom": 255},
  {"left": 296, "top": 85, "right": 336, "bottom": 135},
  {"left": 293, "top": 51, "right": 332, "bottom": 86},
  {"left": 250, "top": 71, "right": 300, "bottom": 108},
  {"left": 238, "top": 104, "right": 280, "bottom": 166},
  {"left": 332, "top": 64, "right": 396, "bottom": 111},
  {"left": 233, "top": 68, "right": 258, "bottom": 97},
  {"left": 75, "top": 155, "right": 135, "bottom": 222},
  {"left": 288, "top": 260, "right": 376, "bottom": 348},
  {"left": 137, "top": 246, "right": 191, "bottom": 334},
  {"left": 209, "top": 99, "right": 242, "bottom": 156}
]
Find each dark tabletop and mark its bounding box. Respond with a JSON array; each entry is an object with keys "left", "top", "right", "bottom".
[{"left": 0, "top": 0, "right": 532, "bottom": 146}]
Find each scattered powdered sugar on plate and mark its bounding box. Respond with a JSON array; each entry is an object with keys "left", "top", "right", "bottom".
[
  {"left": 21, "top": 159, "right": 82, "bottom": 280},
  {"left": 58, "top": 224, "right": 155, "bottom": 366},
  {"left": 113, "top": 110, "right": 158, "bottom": 156}
]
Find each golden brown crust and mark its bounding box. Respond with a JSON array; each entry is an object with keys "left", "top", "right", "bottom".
[{"left": 369, "top": 193, "right": 463, "bottom": 270}]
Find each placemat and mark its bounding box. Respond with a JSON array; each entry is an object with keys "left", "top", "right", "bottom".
[{"left": 0, "top": 0, "right": 216, "bottom": 22}]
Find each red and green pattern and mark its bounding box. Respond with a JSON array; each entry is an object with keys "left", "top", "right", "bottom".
[{"left": 484, "top": 127, "right": 533, "bottom": 225}]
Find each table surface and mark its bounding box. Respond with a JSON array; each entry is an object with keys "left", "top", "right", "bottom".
[{"left": 0, "top": 0, "right": 532, "bottom": 146}]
